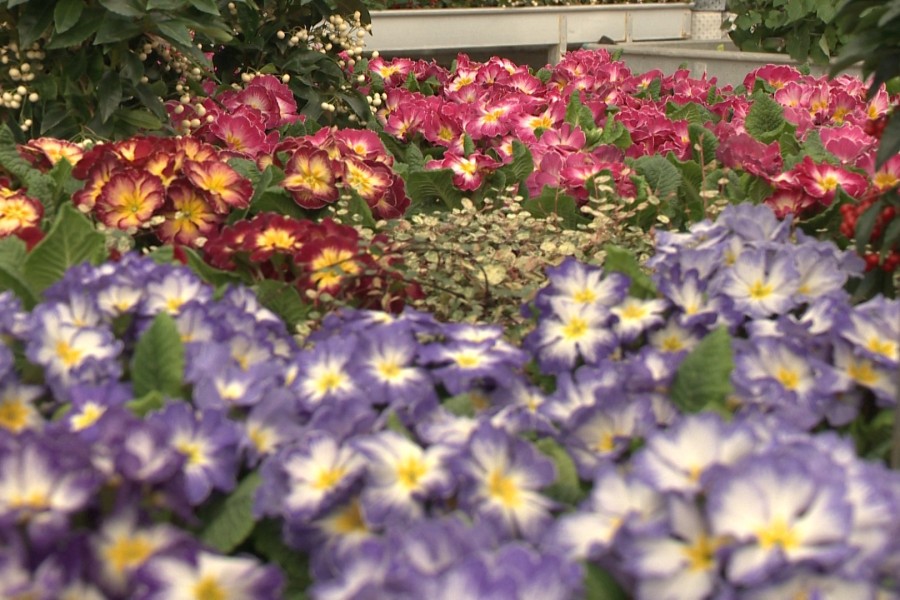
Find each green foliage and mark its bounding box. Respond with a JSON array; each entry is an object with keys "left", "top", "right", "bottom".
[
  {"left": 0, "top": 0, "right": 370, "bottom": 141},
  {"left": 535, "top": 437, "right": 586, "bottom": 505},
  {"left": 198, "top": 472, "right": 262, "bottom": 553},
  {"left": 670, "top": 327, "right": 735, "bottom": 414},
  {"left": 0, "top": 236, "right": 38, "bottom": 308},
  {"left": 724, "top": 0, "right": 846, "bottom": 64},
  {"left": 602, "top": 244, "right": 657, "bottom": 299},
  {"left": 523, "top": 186, "right": 591, "bottom": 229},
  {"left": 130, "top": 311, "right": 186, "bottom": 399},
  {"left": 22, "top": 203, "right": 107, "bottom": 296}
]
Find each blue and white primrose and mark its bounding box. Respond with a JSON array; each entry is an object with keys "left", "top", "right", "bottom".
[{"left": 0, "top": 203, "right": 899, "bottom": 598}]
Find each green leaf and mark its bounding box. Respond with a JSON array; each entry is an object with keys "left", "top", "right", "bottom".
[
  {"left": 131, "top": 312, "right": 186, "bottom": 399},
  {"left": 46, "top": 9, "right": 101, "bottom": 48},
  {"left": 199, "top": 472, "right": 262, "bottom": 553},
  {"left": 583, "top": 563, "right": 628, "bottom": 600},
  {"left": 188, "top": 0, "right": 220, "bottom": 14},
  {"left": 745, "top": 94, "right": 787, "bottom": 143},
  {"left": 876, "top": 113, "right": 900, "bottom": 168},
  {"left": 496, "top": 140, "right": 534, "bottom": 185},
  {"left": 23, "top": 203, "right": 107, "bottom": 295},
  {"left": 855, "top": 199, "right": 885, "bottom": 254},
  {"left": 564, "top": 92, "right": 596, "bottom": 131},
  {"left": 126, "top": 390, "right": 166, "bottom": 417},
  {"left": 17, "top": 4, "right": 55, "bottom": 49},
  {"left": 253, "top": 519, "right": 313, "bottom": 599},
  {"left": 97, "top": 71, "right": 123, "bottom": 124},
  {"left": 0, "top": 237, "right": 38, "bottom": 309},
  {"left": 0, "top": 125, "right": 56, "bottom": 209},
  {"left": 97, "top": 0, "right": 144, "bottom": 17},
  {"left": 670, "top": 326, "right": 734, "bottom": 413},
  {"left": 116, "top": 109, "right": 164, "bottom": 132},
  {"left": 252, "top": 280, "right": 310, "bottom": 330},
  {"left": 631, "top": 155, "right": 682, "bottom": 201},
  {"left": 93, "top": 13, "right": 143, "bottom": 43},
  {"left": 345, "top": 189, "right": 378, "bottom": 230},
  {"left": 405, "top": 169, "right": 465, "bottom": 212},
  {"left": 54, "top": 0, "right": 85, "bottom": 34},
  {"left": 442, "top": 392, "right": 478, "bottom": 417},
  {"left": 881, "top": 212, "right": 900, "bottom": 260},
  {"left": 535, "top": 438, "right": 585, "bottom": 505},
  {"left": 522, "top": 186, "right": 590, "bottom": 229},
  {"left": 665, "top": 101, "right": 717, "bottom": 126},
  {"left": 688, "top": 123, "right": 719, "bottom": 165},
  {"left": 602, "top": 244, "right": 657, "bottom": 299}
]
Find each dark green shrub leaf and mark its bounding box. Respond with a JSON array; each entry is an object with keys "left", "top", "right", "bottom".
[
  {"left": 199, "top": 472, "right": 262, "bottom": 553},
  {"left": 97, "top": 71, "right": 123, "bottom": 123},
  {"left": 876, "top": 114, "right": 900, "bottom": 168},
  {"left": 131, "top": 312, "right": 186, "bottom": 399},
  {"left": 23, "top": 204, "right": 107, "bottom": 295},
  {"left": 188, "top": 0, "right": 220, "bottom": 14},
  {"left": 98, "top": 0, "right": 144, "bottom": 17},
  {"left": 670, "top": 326, "right": 734, "bottom": 413},
  {"left": 47, "top": 9, "right": 101, "bottom": 48},
  {"left": 93, "top": 13, "right": 143, "bottom": 43},
  {"left": 17, "top": 4, "right": 54, "bottom": 49},
  {"left": 54, "top": 0, "right": 85, "bottom": 33}
]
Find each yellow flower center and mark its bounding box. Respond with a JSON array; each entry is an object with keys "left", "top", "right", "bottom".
[
  {"left": 572, "top": 288, "right": 596, "bottom": 304},
  {"left": 748, "top": 280, "right": 773, "bottom": 300},
  {"left": 487, "top": 469, "right": 520, "bottom": 507},
  {"left": 71, "top": 402, "right": 107, "bottom": 431},
  {"left": 256, "top": 228, "right": 297, "bottom": 252},
  {"left": 683, "top": 534, "right": 717, "bottom": 571},
  {"left": 193, "top": 576, "right": 227, "bottom": 600},
  {"left": 757, "top": 518, "right": 799, "bottom": 550},
  {"left": 315, "top": 371, "right": 345, "bottom": 396},
  {"left": 594, "top": 432, "right": 615, "bottom": 453},
  {"left": 314, "top": 466, "right": 346, "bottom": 491},
  {"left": 376, "top": 360, "right": 402, "bottom": 380},
  {"left": 619, "top": 302, "right": 648, "bottom": 320},
  {"left": 56, "top": 340, "right": 82, "bottom": 367},
  {"left": 396, "top": 457, "right": 427, "bottom": 489},
  {"left": 867, "top": 337, "right": 898, "bottom": 361},
  {"left": 0, "top": 399, "right": 30, "bottom": 432},
  {"left": 454, "top": 352, "right": 482, "bottom": 369},
  {"left": 247, "top": 426, "right": 272, "bottom": 454},
  {"left": 847, "top": 359, "right": 878, "bottom": 386},
  {"left": 330, "top": 499, "right": 368, "bottom": 535},
  {"left": 776, "top": 368, "right": 800, "bottom": 391},
  {"left": 562, "top": 317, "right": 588, "bottom": 340},
  {"left": 817, "top": 174, "right": 839, "bottom": 192},
  {"left": 659, "top": 335, "right": 685, "bottom": 352},
  {"left": 176, "top": 441, "right": 207, "bottom": 467},
  {"left": 104, "top": 535, "right": 154, "bottom": 575},
  {"left": 873, "top": 171, "right": 899, "bottom": 190},
  {"left": 310, "top": 248, "right": 359, "bottom": 290}
]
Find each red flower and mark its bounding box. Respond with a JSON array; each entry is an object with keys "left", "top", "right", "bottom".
[
  {"left": 0, "top": 190, "right": 43, "bottom": 237},
  {"left": 156, "top": 179, "right": 223, "bottom": 246},
  {"left": 95, "top": 170, "right": 166, "bottom": 230},
  {"left": 793, "top": 156, "right": 869, "bottom": 203},
  {"left": 18, "top": 137, "right": 83, "bottom": 171},
  {"left": 183, "top": 159, "right": 253, "bottom": 214},
  {"left": 281, "top": 147, "right": 339, "bottom": 209}
]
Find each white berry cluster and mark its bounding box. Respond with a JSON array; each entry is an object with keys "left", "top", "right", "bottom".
[{"left": 0, "top": 33, "right": 44, "bottom": 130}]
